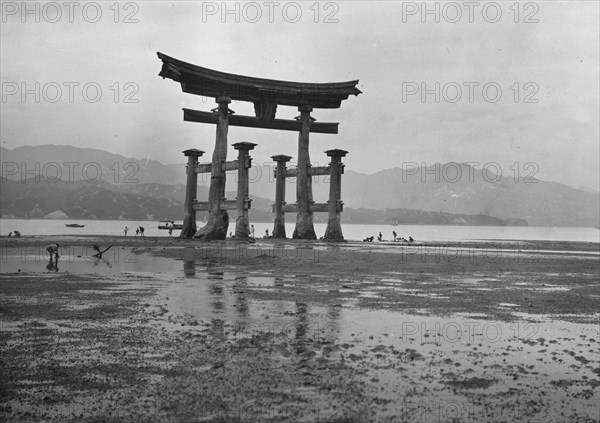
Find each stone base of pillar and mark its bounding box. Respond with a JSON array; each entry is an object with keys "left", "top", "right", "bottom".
[
  {"left": 179, "top": 216, "right": 197, "bottom": 238},
  {"left": 194, "top": 211, "right": 229, "bottom": 240},
  {"left": 234, "top": 215, "right": 250, "bottom": 239},
  {"left": 272, "top": 219, "right": 286, "bottom": 239},
  {"left": 323, "top": 219, "right": 344, "bottom": 241},
  {"left": 293, "top": 214, "right": 317, "bottom": 240}
]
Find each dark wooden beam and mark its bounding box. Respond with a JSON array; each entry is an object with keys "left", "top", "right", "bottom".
[
  {"left": 274, "top": 202, "right": 340, "bottom": 213},
  {"left": 193, "top": 199, "right": 251, "bottom": 212},
  {"left": 194, "top": 160, "right": 240, "bottom": 174},
  {"left": 284, "top": 166, "right": 331, "bottom": 178},
  {"left": 183, "top": 108, "right": 339, "bottom": 134}
]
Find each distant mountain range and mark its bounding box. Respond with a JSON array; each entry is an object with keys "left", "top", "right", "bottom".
[
  {"left": 1, "top": 145, "right": 598, "bottom": 227},
  {"left": 0, "top": 178, "right": 525, "bottom": 227},
  {"left": 0, "top": 145, "right": 183, "bottom": 186}
]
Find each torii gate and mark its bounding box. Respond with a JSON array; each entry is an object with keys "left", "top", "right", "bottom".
[{"left": 157, "top": 52, "right": 361, "bottom": 240}]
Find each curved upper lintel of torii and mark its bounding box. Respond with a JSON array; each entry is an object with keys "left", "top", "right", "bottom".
[{"left": 157, "top": 52, "right": 362, "bottom": 115}]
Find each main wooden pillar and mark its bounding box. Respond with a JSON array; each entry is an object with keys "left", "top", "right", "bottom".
[
  {"left": 180, "top": 148, "right": 205, "bottom": 238},
  {"left": 194, "top": 96, "right": 231, "bottom": 240},
  {"left": 323, "top": 149, "right": 348, "bottom": 241},
  {"left": 293, "top": 106, "right": 317, "bottom": 240},
  {"left": 233, "top": 142, "right": 256, "bottom": 239},
  {"left": 272, "top": 154, "right": 292, "bottom": 238}
]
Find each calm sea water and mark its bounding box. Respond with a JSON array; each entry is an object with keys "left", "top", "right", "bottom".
[{"left": 1, "top": 219, "right": 598, "bottom": 243}]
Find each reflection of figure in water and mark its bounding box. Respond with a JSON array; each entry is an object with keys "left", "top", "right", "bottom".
[
  {"left": 124, "top": 226, "right": 128, "bottom": 236},
  {"left": 92, "top": 245, "right": 113, "bottom": 259},
  {"left": 90, "top": 245, "right": 113, "bottom": 268},
  {"left": 139, "top": 226, "right": 145, "bottom": 237},
  {"left": 45, "top": 243, "right": 60, "bottom": 272},
  {"left": 46, "top": 256, "right": 59, "bottom": 272}
]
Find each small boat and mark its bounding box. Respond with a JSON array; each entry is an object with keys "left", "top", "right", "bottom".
[
  {"left": 66, "top": 223, "right": 85, "bottom": 228},
  {"left": 158, "top": 220, "right": 183, "bottom": 230}
]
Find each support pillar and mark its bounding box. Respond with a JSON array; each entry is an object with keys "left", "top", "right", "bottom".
[
  {"left": 293, "top": 106, "right": 317, "bottom": 240},
  {"left": 271, "top": 154, "right": 292, "bottom": 238},
  {"left": 180, "top": 149, "right": 205, "bottom": 238},
  {"left": 195, "top": 96, "right": 232, "bottom": 240},
  {"left": 233, "top": 142, "right": 257, "bottom": 239},
  {"left": 323, "top": 149, "right": 348, "bottom": 241}
]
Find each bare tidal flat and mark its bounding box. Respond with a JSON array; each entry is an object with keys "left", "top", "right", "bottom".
[{"left": 1, "top": 236, "right": 599, "bottom": 422}]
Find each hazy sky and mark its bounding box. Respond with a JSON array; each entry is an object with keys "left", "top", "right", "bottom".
[{"left": 1, "top": 1, "right": 598, "bottom": 189}]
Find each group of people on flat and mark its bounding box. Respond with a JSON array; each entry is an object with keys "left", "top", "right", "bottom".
[
  {"left": 392, "top": 231, "right": 414, "bottom": 243},
  {"left": 364, "top": 232, "right": 414, "bottom": 243},
  {"left": 123, "top": 226, "right": 145, "bottom": 237},
  {"left": 7, "top": 230, "right": 21, "bottom": 237},
  {"left": 228, "top": 225, "right": 269, "bottom": 240},
  {"left": 238, "top": 225, "right": 416, "bottom": 242},
  {"left": 250, "top": 225, "right": 271, "bottom": 239}
]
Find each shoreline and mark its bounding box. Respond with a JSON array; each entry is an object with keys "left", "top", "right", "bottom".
[{"left": 2, "top": 234, "right": 599, "bottom": 252}]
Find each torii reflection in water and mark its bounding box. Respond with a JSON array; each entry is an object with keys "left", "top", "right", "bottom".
[
  {"left": 45, "top": 256, "right": 59, "bottom": 272},
  {"left": 293, "top": 302, "right": 340, "bottom": 354},
  {"left": 232, "top": 275, "right": 249, "bottom": 318}
]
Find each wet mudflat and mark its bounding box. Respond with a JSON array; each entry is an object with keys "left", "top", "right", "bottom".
[{"left": 1, "top": 236, "right": 599, "bottom": 422}]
